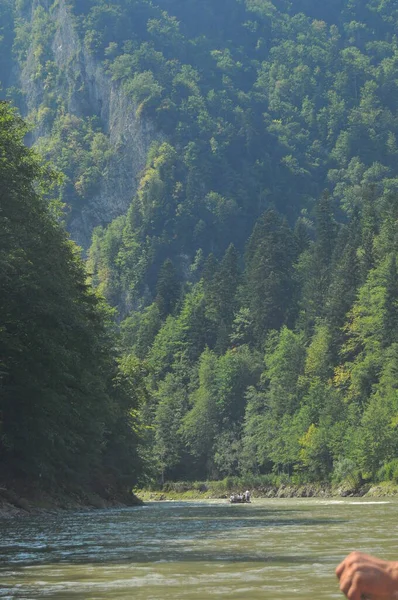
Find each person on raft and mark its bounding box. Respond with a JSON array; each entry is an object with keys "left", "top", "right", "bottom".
[
  {"left": 229, "top": 492, "right": 251, "bottom": 502},
  {"left": 336, "top": 551, "right": 398, "bottom": 600}
]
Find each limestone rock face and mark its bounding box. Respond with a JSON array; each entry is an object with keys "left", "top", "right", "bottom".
[{"left": 19, "top": 0, "right": 160, "bottom": 248}]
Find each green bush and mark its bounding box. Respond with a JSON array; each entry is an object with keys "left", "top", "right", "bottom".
[
  {"left": 332, "top": 459, "right": 361, "bottom": 488},
  {"left": 377, "top": 460, "right": 398, "bottom": 484}
]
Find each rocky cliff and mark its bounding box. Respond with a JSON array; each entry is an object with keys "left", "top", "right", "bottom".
[{"left": 16, "top": 0, "right": 160, "bottom": 248}]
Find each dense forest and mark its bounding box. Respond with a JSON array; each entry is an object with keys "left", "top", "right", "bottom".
[
  {"left": 2, "top": 0, "right": 398, "bottom": 491},
  {"left": 0, "top": 101, "right": 146, "bottom": 499}
]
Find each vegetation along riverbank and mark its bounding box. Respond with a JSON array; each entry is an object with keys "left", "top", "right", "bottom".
[{"left": 136, "top": 478, "right": 398, "bottom": 502}]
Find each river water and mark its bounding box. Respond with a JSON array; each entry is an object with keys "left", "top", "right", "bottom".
[{"left": 0, "top": 498, "right": 397, "bottom": 599}]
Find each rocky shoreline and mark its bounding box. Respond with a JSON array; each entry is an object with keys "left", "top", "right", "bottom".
[{"left": 0, "top": 486, "right": 142, "bottom": 519}]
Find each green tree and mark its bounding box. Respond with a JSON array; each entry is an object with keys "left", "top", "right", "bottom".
[
  {"left": 297, "top": 194, "right": 338, "bottom": 332},
  {"left": 155, "top": 258, "right": 181, "bottom": 318},
  {"left": 243, "top": 210, "right": 297, "bottom": 347},
  {"left": 120, "top": 303, "right": 162, "bottom": 359},
  {"left": 180, "top": 348, "right": 220, "bottom": 476},
  {"left": 358, "top": 344, "right": 398, "bottom": 478},
  {"left": 154, "top": 370, "right": 189, "bottom": 482},
  {"left": 204, "top": 244, "right": 240, "bottom": 352}
]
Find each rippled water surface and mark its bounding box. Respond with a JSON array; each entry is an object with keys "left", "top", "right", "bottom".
[{"left": 0, "top": 498, "right": 397, "bottom": 598}]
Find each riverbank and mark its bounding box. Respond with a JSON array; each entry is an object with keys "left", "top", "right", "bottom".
[
  {"left": 0, "top": 483, "right": 142, "bottom": 518},
  {"left": 2, "top": 480, "right": 397, "bottom": 517},
  {"left": 135, "top": 480, "right": 398, "bottom": 502}
]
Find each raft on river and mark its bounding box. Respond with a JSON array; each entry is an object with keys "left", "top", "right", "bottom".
[{"left": 229, "top": 494, "right": 251, "bottom": 504}]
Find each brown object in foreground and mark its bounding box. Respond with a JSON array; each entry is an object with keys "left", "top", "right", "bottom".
[{"left": 336, "top": 551, "right": 398, "bottom": 600}]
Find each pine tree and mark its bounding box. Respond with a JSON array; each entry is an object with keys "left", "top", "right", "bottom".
[
  {"left": 205, "top": 244, "right": 240, "bottom": 352},
  {"left": 297, "top": 194, "right": 338, "bottom": 333},
  {"left": 202, "top": 252, "right": 219, "bottom": 310},
  {"left": 326, "top": 215, "right": 362, "bottom": 337},
  {"left": 243, "top": 210, "right": 297, "bottom": 347},
  {"left": 155, "top": 258, "right": 181, "bottom": 318}
]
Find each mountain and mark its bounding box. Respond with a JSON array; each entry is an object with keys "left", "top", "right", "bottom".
[{"left": 2, "top": 0, "right": 398, "bottom": 486}]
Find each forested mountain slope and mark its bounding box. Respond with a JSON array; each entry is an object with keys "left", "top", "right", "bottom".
[
  {"left": 2, "top": 0, "right": 398, "bottom": 486},
  {"left": 1, "top": 0, "right": 159, "bottom": 247}
]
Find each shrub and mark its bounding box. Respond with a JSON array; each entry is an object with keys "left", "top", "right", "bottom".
[
  {"left": 332, "top": 458, "right": 361, "bottom": 488},
  {"left": 377, "top": 459, "right": 398, "bottom": 484}
]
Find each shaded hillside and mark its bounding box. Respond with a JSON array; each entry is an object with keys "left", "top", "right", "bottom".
[{"left": 0, "top": 101, "right": 145, "bottom": 499}]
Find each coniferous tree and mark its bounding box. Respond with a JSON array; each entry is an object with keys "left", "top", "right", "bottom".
[
  {"left": 155, "top": 258, "right": 181, "bottom": 318},
  {"left": 326, "top": 214, "right": 362, "bottom": 347},
  {"left": 298, "top": 194, "right": 338, "bottom": 333},
  {"left": 202, "top": 253, "right": 219, "bottom": 308},
  {"left": 243, "top": 210, "right": 297, "bottom": 347},
  {"left": 203, "top": 244, "right": 241, "bottom": 352}
]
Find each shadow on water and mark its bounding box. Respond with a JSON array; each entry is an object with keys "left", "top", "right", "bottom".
[{"left": 0, "top": 553, "right": 334, "bottom": 573}]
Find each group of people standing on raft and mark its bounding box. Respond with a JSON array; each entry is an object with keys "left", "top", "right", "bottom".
[{"left": 229, "top": 490, "right": 251, "bottom": 503}]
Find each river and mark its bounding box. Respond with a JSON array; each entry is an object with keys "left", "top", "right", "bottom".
[{"left": 0, "top": 498, "right": 397, "bottom": 599}]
